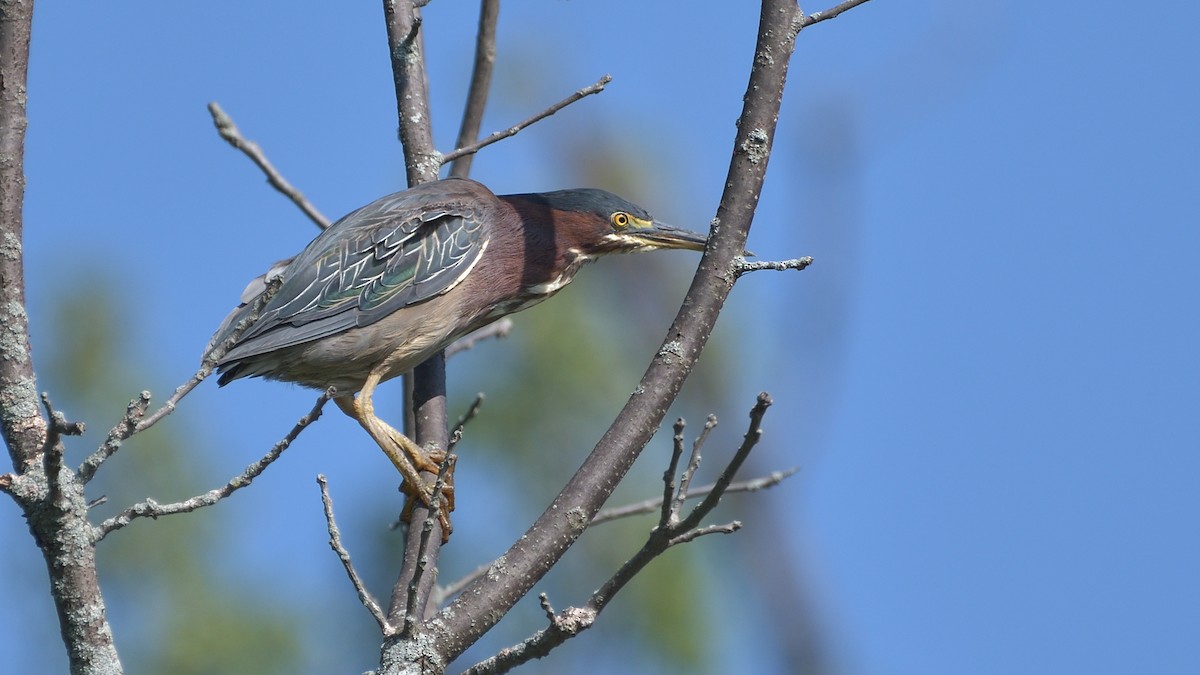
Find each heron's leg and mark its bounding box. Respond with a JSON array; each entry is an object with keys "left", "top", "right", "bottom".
[
  {"left": 333, "top": 394, "right": 425, "bottom": 499},
  {"left": 369, "top": 416, "right": 456, "bottom": 510},
  {"left": 356, "top": 372, "right": 454, "bottom": 504},
  {"left": 333, "top": 372, "right": 454, "bottom": 534}
]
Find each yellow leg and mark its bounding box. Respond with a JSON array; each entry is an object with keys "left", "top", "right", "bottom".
[{"left": 334, "top": 371, "right": 454, "bottom": 537}]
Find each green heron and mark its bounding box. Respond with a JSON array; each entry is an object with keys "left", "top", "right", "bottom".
[{"left": 207, "top": 177, "right": 708, "bottom": 534}]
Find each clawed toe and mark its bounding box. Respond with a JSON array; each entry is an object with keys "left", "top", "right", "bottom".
[{"left": 396, "top": 449, "right": 456, "bottom": 541}]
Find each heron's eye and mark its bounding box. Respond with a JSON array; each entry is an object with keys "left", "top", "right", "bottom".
[{"left": 611, "top": 212, "right": 631, "bottom": 229}]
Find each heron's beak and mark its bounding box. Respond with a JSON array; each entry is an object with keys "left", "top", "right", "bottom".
[
  {"left": 626, "top": 221, "right": 709, "bottom": 252},
  {"left": 628, "top": 221, "right": 755, "bottom": 257}
]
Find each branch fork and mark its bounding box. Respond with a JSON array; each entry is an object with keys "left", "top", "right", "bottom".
[{"left": 462, "top": 393, "right": 774, "bottom": 674}]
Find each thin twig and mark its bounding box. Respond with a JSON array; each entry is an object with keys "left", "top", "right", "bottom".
[
  {"left": 732, "top": 256, "right": 814, "bottom": 279},
  {"left": 449, "top": 0, "right": 500, "bottom": 179},
  {"left": 670, "top": 521, "right": 742, "bottom": 546},
  {"left": 80, "top": 276, "right": 283, "bottom": 483},
  {"left": 79, "top": 392, "right": 149, "bottom": 484},
  {"left": 39, "top": 393, "right": 85, "bottom": 444},
  {"left": 445, "top": 318, "right": 513, "bottom": 358},
  {"left": 38, "top": 393, "right": 81, "bottom": 505},
  {"left": 439, "top": 74, "right": 612, "bottom": 165},
  {"left": 318, "top": 474, "right": 392, "bottom": 633},
  {"left": 591, "top": 468, "right": 798, "bottom": 526},
  {"left": 677, "top": 393, "right": 771, "bottom": 533},
  {"left": 802, "top": 0, "right": 874, "bottom": 27},
  {"left": 661, "top": 419, "right": 686, "bottom": 525},
  {"left": 672, "top": 415, "right": 715, "bottom": 520},
  {"left": 93, "top": 390, "right": 331, "bottom": 541},
  {"left": 432, "top": 563, "right": 489, "bottom": 608},
  {"left": 437, "top": 471, "right": 790, "bottom": 599},
  {"left": 207, "top": 101, "right": 331, "bottom": 229},
  {"left": 436, "top": 468, "right": 795, "bottom": 608},
  {"left": 447, "top": 393, "right": 485, "bottom": 453},
  {"left": 465, "top": 394, "right": 775, "bottom": 674},
  {"left": 538, "top": 593, "right": 556, "bottom": 622},
  {"left": 130, "top": 379, "right": 200, "bottom": 434}
]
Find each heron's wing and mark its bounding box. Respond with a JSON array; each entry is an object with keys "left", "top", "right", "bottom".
[
  {"left": 213, "top": 183, "right": 489, "bottom": 363},
  {"left": 201, "top": 256, "right": 293, "bottom": 358}
]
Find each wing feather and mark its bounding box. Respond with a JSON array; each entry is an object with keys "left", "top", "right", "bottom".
[{"left": 211, "top": 179, "right": 492, "bottom": 365}]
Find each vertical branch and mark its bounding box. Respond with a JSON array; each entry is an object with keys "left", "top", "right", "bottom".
[
  {"left": 0, "top": 2, "right": 124, "bottom": 672},
  {"left": 448, "top": 0, "right": 499, "bottom": 179},
  {"left": 380, "top": 0, "right": 447, "bottom": 632},
  {"left": 383, "top": 0, "right": 440, "bottom": 186},
  {"left": 22, "top": 467, "right": 123, "bottom": 675},
  {"left": 377, "top": 2, "right": 502, "bottom": 671},
  {"left": 427, "top": 0, "right": 805, "bottom": 662},
  {"left": 0, "top": 0, "right": 44, "bottom": 472}
]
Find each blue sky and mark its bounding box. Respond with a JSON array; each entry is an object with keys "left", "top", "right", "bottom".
[{"left": 4, "top": 1, "right": 1199, "bottom": 673}]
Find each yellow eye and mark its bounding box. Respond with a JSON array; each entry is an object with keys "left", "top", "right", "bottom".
[{"left": 611, "top": 212, "right": 631, "bottom": 229}]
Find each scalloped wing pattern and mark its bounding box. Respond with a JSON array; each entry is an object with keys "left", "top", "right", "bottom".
[{"left": 219, "top": 193, "right": 487, "bottom": 361}]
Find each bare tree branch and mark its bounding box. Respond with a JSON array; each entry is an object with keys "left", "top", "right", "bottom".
[
  {"left": 430, "top": 561, "right": 489, "bottom": 609},
  {"left": 678, "top": 395, "right": 770, "bottom": 531},
  {"left": 318, "top": 474, "right": 393, "bottom": 633},
  {"left": 669, "top": 520, "right": 741, "bottom": 546},
  {"left": 39, "top": 393, "right": 82, "bottom": 508},
  {"left": 448, "top": 0, "right": 500, "bottom": 179},
  {"left": 431, "top": 466, "right": 796, "bottom": 612},
  {"left": 208, "top": 101, "right": 331, "bottom": 229},
  {"left": 672, "top": 414, "right": 715, "bottom": 519},
  {"left": 41, "top": 410, "right": 67, "bottom": 510},
  {"left": 444, "top": 318, "right": 513, "bottom": 359},
  {"left": 394, "top": 0, "right": 504, "bottom": 620},
  {"left": 732, "top": 255, "right": 814, "bottom": 278},
  {"left": 464, "top": 394, "right": 772, "bottom": 674},
  {"left": 39, "top": 393, "right": 85, "bottom": 452},
  {"left": 380, "top": 0, "right": 448, "bottom": 646},
  {"left": 438, "top": 75, "right": 612, "bottom": 166},
  {"left": 447, "top": 393, "right": 485, "bottom": 453},
  {"left": 79, "top": 275, "right": 283, "bottom": 484},
  {"left": 537, "top": 593, "right": 557, "bottom": 623},
  {"left": 378, "top": 6, "right": 622, "bottom": 666},
  {"left": 660, "top": 419, "right": 686, "bottom": 523},
  {"left": 94, "top": 389, "right": 331, "bottom": 541},
  {"left": 802, "top": 0, "right": 874, "bottom": 27},
  {"left": 401, "top": 452, "right": 455, "bottom": 635},
  {"left": 128, "top": 377, "right": 202, "bottom": 434},
  {"left": 0, "top": 0, "right": 43, "bottom": 474},
  {"left": 428, "top": 1, "right": 810, "bottom": 664},
  {"left": 79, "top": 392, "right": 150, "bottom": 484},
  {"left": 0, "top": 3, "right": 125, "bottom": 671},
  {"left": 391, "top": 398, "right": 473, "bottom": 530},
  {"left": 383, "top": 1, "right": 439, "bottom": 187},
  {"left": 591, "top": 467, "right": 798, "bottom": 526}
]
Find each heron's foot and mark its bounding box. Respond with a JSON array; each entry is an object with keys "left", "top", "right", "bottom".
[
  {"left": 384, "top": 428, "right": 457, "bottom": 512},
  {"left": 397, "top": 448, "right": 456, "bottom": 504},
  {"left": 387, "top": 446, "right": 453, "bottom": 542},
  {"left": 333, "top": 393, "right": 455, "bottom": 539},
  {"left": 399, "top": 480, "right": 455, "bottom": 540},
  {"left": 399, "top": 488, "right": 454, "bottom": 542}
]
